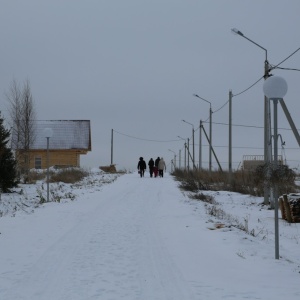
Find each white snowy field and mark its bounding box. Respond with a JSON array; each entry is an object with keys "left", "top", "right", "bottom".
[{"left": 0, "top": 169, "right": 300, "bottom": 300}]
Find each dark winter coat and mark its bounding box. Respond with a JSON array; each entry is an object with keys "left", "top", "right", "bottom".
[
  {"left": 137, "top": 158, "right": 146, "bottom": 170},
  {"left": 155, "top": 157, "right": 160, "bottom": 167},
  {"left": 148, "top": 159, "right": 154, "bottom": 169}
]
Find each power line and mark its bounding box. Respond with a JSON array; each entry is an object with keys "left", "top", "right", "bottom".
[
  {"left": 270, "top": 47, "right": 300, "bottom": 71},
  {"left": 115, "top": 120, "right": 299, "bottom": 146},
  {"left": 194, "top": 75, "right": 264, "bottom": 121},
  {"left": 232, "top": 75, "right": 265, "bottom": 97},
  {"left": 232, "top": 47, "right": 300, "bottom": 98},
  {"left": 206, "top": 121, "right": 263, "bottom": 129},
  {"left": 213, "top": 100, "right": 229, "bottom": 114},
  {"left": 274, "top": 66, "right": 300, "bottom": 72},
  {"left": 203, "top": 121, "right": 300, "bottom": 132},
  {"left": 114, "top": 130, "right": 181, "bottom": 143}
]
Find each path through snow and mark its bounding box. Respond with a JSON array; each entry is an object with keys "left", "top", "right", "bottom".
[{"left": 0, "top": 172, "right": 299, "bottom": 299}]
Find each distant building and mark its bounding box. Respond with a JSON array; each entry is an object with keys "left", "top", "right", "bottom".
[
  {"left": 242, "top": 155, "right": 283, "bottom": 171},
  {"left": 13, "top": 120, "right": 91, "bottom": 170}
]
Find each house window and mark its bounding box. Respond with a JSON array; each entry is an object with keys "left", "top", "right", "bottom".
[{"left": 35, "top": 157, "right": 42, "bottom": 169}]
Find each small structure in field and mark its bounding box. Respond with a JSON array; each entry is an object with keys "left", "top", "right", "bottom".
[
  {"left": 100, "top": 165, "right": 117, "bottom": 173},
  {"left": 242, "top": 155, "right": 283, "bottom": 171}
]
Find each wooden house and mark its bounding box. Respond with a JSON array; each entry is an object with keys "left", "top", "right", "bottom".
[{"left": 14, "top": 120, "right": 91, "bottom": 170}]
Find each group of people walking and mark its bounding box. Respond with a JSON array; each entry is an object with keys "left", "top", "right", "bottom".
[{"left": 137, "top": 156, "right": 166, "bottom": 178}]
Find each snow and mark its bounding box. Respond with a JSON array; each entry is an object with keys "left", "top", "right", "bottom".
[{"left": 0, "top": 170, "right": 300, "bottom": 299}]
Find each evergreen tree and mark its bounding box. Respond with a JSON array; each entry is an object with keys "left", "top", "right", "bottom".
[{"left": 0, "top": 112, "right": 18, "bottom": 192}]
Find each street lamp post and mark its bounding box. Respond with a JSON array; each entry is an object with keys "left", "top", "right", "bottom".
[
  {"left": 193, "top": 94, "right": 212, "bottom": 172},
  {"left": 187, "top": 138, "right": 190, "bottom": 170},
  {"left": 178, "top": 149, "right": 181, "bottom": 169},
  {"left": 263, "top": 75, "right": 288, "bottom": 260},
  {"left": 229, "top": 90, "right": 233, "bottom": 180},
  {"left": 168, "top": 149, "right": 176, "bottom": 171},
  {"left": 231, "top": 28, "right": 271, "bottom": 205},
  {"left": 178, "top": 136, "right": 186, "bottom": 170},
  {"left": 44, "top": 128, "right": 53, "bottom": 202},
  {"left": 182, "top": 120, "right": 195, "bottom": 169},
  {"left": 199, "top": 120, "right": 202, "bottom": 170}
]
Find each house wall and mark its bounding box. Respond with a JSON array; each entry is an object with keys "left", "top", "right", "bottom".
[
  {"left": 17, "top": 150, "right": 87, "bottom": 170},
  {"left": 243, "top": 157, "right": 284, "bottom": 171}
]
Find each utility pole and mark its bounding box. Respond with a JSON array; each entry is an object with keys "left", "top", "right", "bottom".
[
  {"left": 231, "top": 28, "right": 270, "bottom": 205},
  {"left": 111, "top": 129, "right": 113, "bottom": 165},
  {"left": 178, "top": 136, "right": 187, "bottom": 170},
  {"left": 184, "top": 143, "right": 187, "bottom": 170},
  {"left": 264, "top": 60, "right": 271, "bottom": 205},
  {"left": 199, "top": 120, "right": 202, "bottom": 170},
  {"left": 229, "top": 90, "right": 233, "bottom": 180},
  {"left": 179, "top": 149, "right": 181, "bottom": 169},
  {"left": 209, "top": 105, "right": 212, "bottom": 173},
  {"left": 182, "top": 120, "right": 195, "bottom": 169},
  {"left": 193, "top": 94, "right": 213, "bottom": 172},
  {"left": 192, "top": 127, "right": 195, "bottom": 169},
  {"left": 187, "top": 138, "right": 190, "bottom": 171}
]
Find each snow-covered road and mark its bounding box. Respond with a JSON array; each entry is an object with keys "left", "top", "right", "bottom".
[
  {"left": 1, "top": 174, "right": 195, "bottom": 299},
  {"left": 1, "top": 172, "right": 300, "bottom": 299}
]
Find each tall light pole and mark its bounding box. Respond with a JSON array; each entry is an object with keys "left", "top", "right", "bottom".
[
  {"left": 229, "top": 90, "right": 233, "bottom": 180},
  {"left": 168, "top": 149, "right": 176, "bottom": 170},
  {"left": 187, "top": 138, "right": 190, "bottom": 170},
  {"left": 178, "top": 136, "right": 186, "bottom": 170},
  {"left": 231, "top": 28, "right": 270, "bottom": 205},
  {"left": 44, "top": 128, "right": 53, "bottom": 202},
  {"left": 193, "top": 94, "right": 212, "bottom": 172},
  {"left": 263, "top": 76, "right": 288, "bottom": 260},
  {"left": 178, "top": 149, "right": 181, "bottom": 169},
  {"left": 199, "top": 120, "right": 202, "bottom": 170},
  {"left": 182, "top": 120, "right": 195, "bottom": 169},
  {"left": 111, "top": 129, "right": 114, "bottom": 165}
]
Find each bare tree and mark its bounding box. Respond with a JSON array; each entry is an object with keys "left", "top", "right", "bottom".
[
  {"left": 20, "top": 80, "right": 36, "bottom": 152},
  {"left": 6, "top": 79, "right": 22, "bottom": 149},
  {"left": 6, "top": 79, "right": 36, "bottom": 175}
]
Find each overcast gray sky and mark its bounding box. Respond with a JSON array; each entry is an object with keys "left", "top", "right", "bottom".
[{"left": 1, "top": 0, "right": 300, "bottom": 171}]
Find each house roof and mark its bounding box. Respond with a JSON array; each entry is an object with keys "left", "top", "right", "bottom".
[{"left": 13, "top": 120, "right": 91, "bottom": 151}]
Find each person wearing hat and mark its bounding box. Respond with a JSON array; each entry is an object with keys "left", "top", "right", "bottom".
[
  {"left": 148, "top": 158, "right": 155, "bottom": 177},
  {"left": 137, "top": 157, "right": 146, "bottom": 177},
  {"left": 154, "top": 157, "right": 160, "bottom": 177},
  {"left": 158, "top": 157, "right": 166, "bottom": 177}
]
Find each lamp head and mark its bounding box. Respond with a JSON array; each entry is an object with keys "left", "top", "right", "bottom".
[
  {"left": 263, "top": 76, "right": 288, "bottom": 99},
  {"left": 44, "top": 128, "right": 53, "bottom": 138},
  {"left": 231, "top": 28, "right": 244, "bottom": 36}
]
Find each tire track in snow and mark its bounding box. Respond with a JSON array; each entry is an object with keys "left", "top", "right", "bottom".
[
  {"left": 2, "top": 178, "right": 141, "bottom": 300},
  {"left": 136, "top": 177, "right": 195, "bottom": 300}
]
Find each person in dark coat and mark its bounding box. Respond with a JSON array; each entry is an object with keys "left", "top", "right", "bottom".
[
  {"left": 137, "top": 157, "right": 146, "bottom": 177},
  {"left": 148, "top": 158, "right": 154, "bottom": 177},
  {"left": 155, "top": 157, "right": 160, "bottom": 167}
]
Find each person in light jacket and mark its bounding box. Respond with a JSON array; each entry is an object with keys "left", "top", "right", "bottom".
[{"left": 158, "top": 157, "right": 166, "bottom": 177}]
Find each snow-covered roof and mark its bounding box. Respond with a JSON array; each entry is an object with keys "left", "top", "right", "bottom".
[{"left": 13, "top": 120, "right": 91, "bottom": 150}]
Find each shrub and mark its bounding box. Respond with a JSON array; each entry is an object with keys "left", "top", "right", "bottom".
[
  {"left": 190, "top": 192, "right": 215, "bottom": 204},
  {"left": 23, "top": 170, "right": 48, "bottom": 184},
  {"left": 254, "top": 163, "right": 297, "bottom": 195},
  {"left": 50, "top": 168, "right": 89, "bottom": 183},
  {"left": 0, "top": 113, "right": 18, "bottom": 192},
  {"left": 172, "top": 166, "right": 297, "bottom": 197}
]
